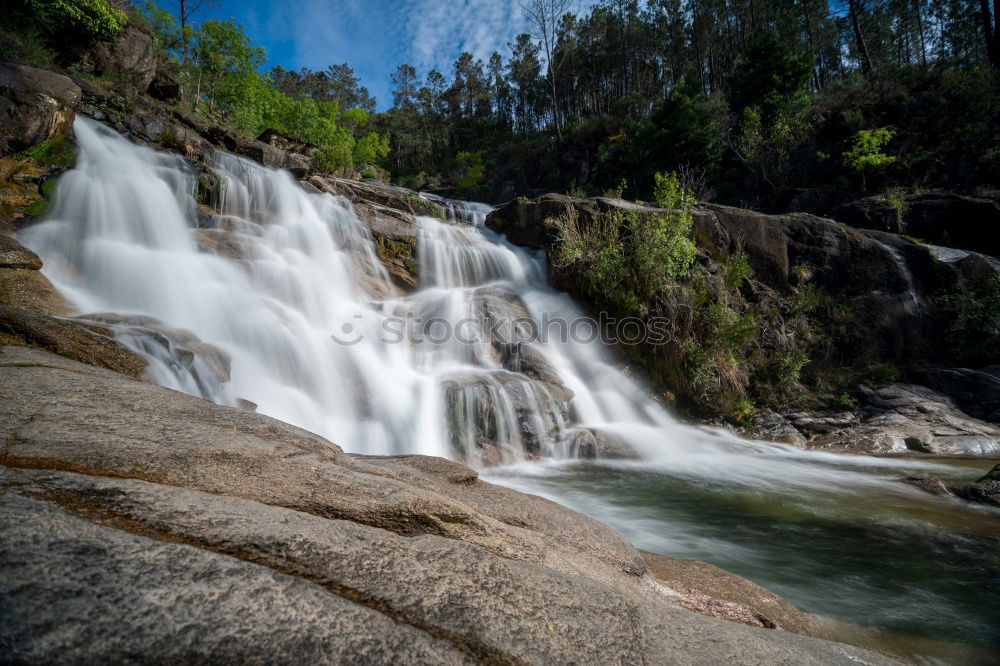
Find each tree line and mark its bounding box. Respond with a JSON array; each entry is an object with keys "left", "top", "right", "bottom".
[{"left": 378, "top": 0, "right": 999, "bottom": 202}]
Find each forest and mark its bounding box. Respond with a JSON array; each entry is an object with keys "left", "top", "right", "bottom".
[{"left": 3, "top": 0, "right": 998, "bottom": 206}]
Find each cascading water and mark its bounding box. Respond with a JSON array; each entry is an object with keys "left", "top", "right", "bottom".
[{"left": 21, "top": 118, "right": 1000, "bottom": 661}]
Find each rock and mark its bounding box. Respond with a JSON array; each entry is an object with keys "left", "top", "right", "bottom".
[
  {"left": 835, "top": 193, "right": 1000, "bottom": 258},
  {"left": 0, "top": 64, "right": 80, "bottom": 153},
  {"left": 0, "top": 306, "right": 146, "bottom": 377},
  {"left": 83, "top": 24, "right": 157, "bottom": 96},
  {"left": 313, "top": 176, "right": 447, "bottom": 220},
  {"left": 956, "top": 464, "right": 1000, "bottom": 507},
  {"left": 641, "top": 550, "right": 824, "bottom": 638},
  {"left": 258, "top": 128, "right": 317, "bottom": 156},
  {"left": 0, "top": 234, "right": 42, "bottom": 269},
  {"left": 73, "top": 312, "right": 231, "bottom": 392},
  {"left": 899, "top": 476, "right": 954, "bottom": 497},
  {"left": 752, "top": 409, "right": 806, "bottom": 446},
  {"left": 487, "top": 193, "right": 600, "bottom": 249},
  {"left": 909, "top": 367, "right": 1000, "bottom": 423},
  {"left": 0, "top": 236, "right": 67, "bottom": 315},
  {"left": 148, "top": 59, "right": 181, "bottom": 103},
  {"left": 800, "top": 383, "right": 1000, "bottom": 456},
  {"left": 0, "top": 346, "right": 895, "bottom": 664}
]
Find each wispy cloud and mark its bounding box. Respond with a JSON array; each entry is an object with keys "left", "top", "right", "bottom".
[
  {"left": 207, "top": 0, "right": 591, "bottom": 108},
  {"left": 406, "top": 0, "right": 528, "bottom": 75}
]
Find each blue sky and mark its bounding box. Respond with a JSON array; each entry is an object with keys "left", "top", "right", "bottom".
[{"left": 198, "top": 0, "right": 576, "bottom": 109}]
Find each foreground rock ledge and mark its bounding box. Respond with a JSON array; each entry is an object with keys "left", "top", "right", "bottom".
[{"left": 0, "top": 346, "right": 894, "bottom": 664}]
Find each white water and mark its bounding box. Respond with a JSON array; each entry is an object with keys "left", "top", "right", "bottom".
[{"left": 23, "top": 118, "right": 953, "bottom": 485}]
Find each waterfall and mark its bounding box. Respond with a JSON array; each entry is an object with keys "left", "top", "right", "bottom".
[{"left": 18, "top": 118, "right": 949, "bottom": 476}]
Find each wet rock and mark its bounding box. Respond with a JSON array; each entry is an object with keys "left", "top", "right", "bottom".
[
  {"left": 0, "top": 234, "right": 42, "bottom": 269},
  {"left": 899, "top": 476, "right": 954, "bottom": 497},
  {"left": 0, "top": 306, "right": 146, "bottom": 377},
  {"left": 835, "top": 193, "right": 1000, "bottom": 258},
  {"left": 74, "top": 312, "right": 231, "bottom": 392},
  {"left": 0, "top": 64, "right": 80, "bottom": 153},
  {"left": 312, "top": 176, "right": 447, "bottom": 219},
  {"left": 565, "top": 427, "right": 638, "bottom": 459},
  {"left": 956, "top": 464, "right": 1000, "bottom": 508},
  {"left": 0, "top": 346, "right": 896, "bottom": 664}
]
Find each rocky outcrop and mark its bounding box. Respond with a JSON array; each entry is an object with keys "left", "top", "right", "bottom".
[
  {"left": 778, "top": 383, "right": 1000, "bottom": 456},
  {"left": 486, "top": 194, "right": 999, "bottom": 432},
  {"left": 0, "top": 234, "right": 67, "bottom": 314},
  {"left": 82, "top": 24, "right": 157, "bottom": 96},
  {"left": 0, "top": 64, "right": 81, "bottom": 153},
  {"left": 315, "top": 176, "right": 447, "bottom": 220},
  {"left": 0, "top": 306, "right": 147, "bottom": 378},
  {"left": 0, "top": 346, "right": 893, "bottom": 664},
  {"left": 909, "top": 367, "right": 1000, "bottom": 423},
  {"left": 835, "top": 193, "right": 1000, "bottom": 258}
]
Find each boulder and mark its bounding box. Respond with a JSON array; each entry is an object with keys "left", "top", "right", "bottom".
[
  {"left": 0, "top": 64, "right": 81, "bottom": 153},
  {"left": 312, "top": 176, "right": 447, "bottom": 220},
  {"left": 899, "top": 476, "right": 954, "bottom": 497},
  {"left": 83, "top": 24, "right": 157, "bottom": 96},
  {"left": 148, "top": 60, "right": 181, "bottom": 103},
  {"left": 0, "top": 233, "right": 42, "bottom": 269},
  {"left": 0, "top": 235, "right": 67, "bottom": 315},
  {"left": 0, "top": 346, "right": 895, "bottom": 664},
  {"left": 956, "top": 464, "right": 1000, "bottom": 507},
  {"left": 487, "top": 193, "right": 600, "bottom": 249}
]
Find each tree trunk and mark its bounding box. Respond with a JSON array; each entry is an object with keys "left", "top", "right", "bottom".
[
  {"left": 848, "top": 0, "right": 873, "bottom": 75},
  {"left": 980, "top": 0, "right": 1000, "bottom": 67},
  {"left": 181, "top": 0, "right": 190, "bottom": 64}
]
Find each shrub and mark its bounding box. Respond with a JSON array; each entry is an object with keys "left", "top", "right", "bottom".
[
  {"left": 550, "top": 171, "right": 697, "bottom": 314},
  {"left": 836, "top": 392, "right": 860, "bottom": 410},
  {"left": 732, "top": 397, "right": 755, "bottom": 428},
  {"left": 21, "top": 0, "right": 127, "bottom": 40}
]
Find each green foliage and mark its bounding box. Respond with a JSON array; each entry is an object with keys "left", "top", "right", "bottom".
[
  {"left": 732, "top": 397, "right": 755, "bottom": 429},
  {"left": 836, "top": 392, "right": 860, "bottom": 410},
  {"left": 844, "top": 127, "right": 897, "bottom": 173},
  {"left": 550, "top": 172, "right": 696, "bottom": 314},
  {"left": 863, "top": 363, "right": 899, "bottom": 388},
  {"left": 21, "top": 0, "right": 126, "bottom": 39},
  {"left": 724, "top": 246, "right": 752, "bottom": 288},
  {"left": 311, "top": 142, "right": 353, "bottom": 175},
  {"left": 354, "top": 132, "right": 389, "bottom": 164},
  {"left": 455, "top": 150, "right": 485, "bottom": 193},
  {"left": 727, "top": 31, "right": 812, "bottom": 118},
  {"left": 20, "top": 135, "right": 77, "bottom": 167},
  {"left": 938, "top": 275, "right": 1000, "bottom": 367},
  {"left": 137, "top": 1, "right": 183, "bottom": 53}
]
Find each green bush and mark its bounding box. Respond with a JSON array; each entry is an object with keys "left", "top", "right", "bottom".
[
  {"left": 550, "top": 171, "right": 696, "bottom": 314},
  {"left": 21, "top": 0, "right": 127, "bottom": 39}
]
